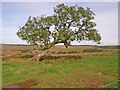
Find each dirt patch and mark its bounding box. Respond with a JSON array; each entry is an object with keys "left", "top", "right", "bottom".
[
  {"left": 4, "top": 78, "right": 38, "bottom": 88},
  {"left": 84, "top": 77, "right": 105, "bottom": 88},
  {"left": 2, "top": 55, "right": 17, "bottom": 61},
  {"left": 2, "top": 53, "right": 34, "bottom": 61}
]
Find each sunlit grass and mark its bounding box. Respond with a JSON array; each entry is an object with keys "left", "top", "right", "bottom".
[{"left": 2, "top": 53, "right": 118, "bottom": 88}]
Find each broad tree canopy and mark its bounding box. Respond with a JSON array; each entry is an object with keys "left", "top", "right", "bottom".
[{"left": 17, "top": 4, "right": 101, "bottom": 50}]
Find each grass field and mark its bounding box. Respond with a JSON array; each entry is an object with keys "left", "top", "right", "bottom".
[{"left": 2, "top": 47, "right": 118, "bottom": 88}]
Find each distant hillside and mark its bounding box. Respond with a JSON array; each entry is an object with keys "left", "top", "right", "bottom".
[
  {"left": 1, "top": 44, "right": 31, "bottom": 46},
  {"left": 1, "top": 44, "right": 119, "bottom": 49},
  {"left": 97, "top": 45, "right": 119, "bottom": 49}
]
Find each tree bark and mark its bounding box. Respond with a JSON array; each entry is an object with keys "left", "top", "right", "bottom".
[
  {"left": 30, "top": 42, "right": 56, "bottom": 63},
  {"left": 30, "top": 49, "right": 48, "bottom": 63}
]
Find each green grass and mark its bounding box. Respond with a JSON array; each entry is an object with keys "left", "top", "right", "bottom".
[{"left": 2, "top": 53, "right": 118, "bottom": 88}]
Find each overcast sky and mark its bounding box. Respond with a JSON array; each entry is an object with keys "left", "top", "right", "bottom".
[{"left": 1, "top": 2, "right": 118, "bottom": 45}]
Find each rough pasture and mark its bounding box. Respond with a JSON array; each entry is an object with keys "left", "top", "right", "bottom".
[{"left": 2, "top": 44, "right": 118, "bottom": 88}]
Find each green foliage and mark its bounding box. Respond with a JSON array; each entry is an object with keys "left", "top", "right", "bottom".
[
  {"left": 57, "top": 51, "right": 66, "bottom": 54},
  {"left": 17, "top": 4, "right": 101, "bottom": 50},
  {"left": 20, "top": 50, "right": 29, "bottom": 53},
  {"left": 83, "top": 48, "right": 102, "bottom": 52}
]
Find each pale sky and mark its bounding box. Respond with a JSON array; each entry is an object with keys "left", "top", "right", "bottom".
[{"left": 1, "top": 1, "right": 118, "bottom": 45}]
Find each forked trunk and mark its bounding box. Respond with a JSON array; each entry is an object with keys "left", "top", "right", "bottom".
[
  {"left": 30, "top": 50, "right": 48, "bottom": 63},
  {"left": 30, "top": 41, "right": 68, "bottom": 63},
  {"left": 30, "top": 42, "right": 55, "bottom": 63}
]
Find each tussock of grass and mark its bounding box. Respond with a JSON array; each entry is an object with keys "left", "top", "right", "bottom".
[
  {"left": 20, "top": 50, "right": 29, "bottom": 53},
  {"left": 83, "top": 48, "right": 102, "bottom": 52}
]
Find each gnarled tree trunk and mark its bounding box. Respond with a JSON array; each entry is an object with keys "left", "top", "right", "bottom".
[
  {"left": 30, "top": 50, "right": 48, "bottom": 63},
  {"left": 30, "top": 42, "right": 56, "bottom": 63}
]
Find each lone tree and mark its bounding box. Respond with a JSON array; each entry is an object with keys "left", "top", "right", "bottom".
[{"left": 17, "top": 4, "right": 101, "bottom": 61}]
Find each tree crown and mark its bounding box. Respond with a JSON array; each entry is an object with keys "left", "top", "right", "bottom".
[{"left": 17, "top": 4, "right": 101, "bottom": 50}]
